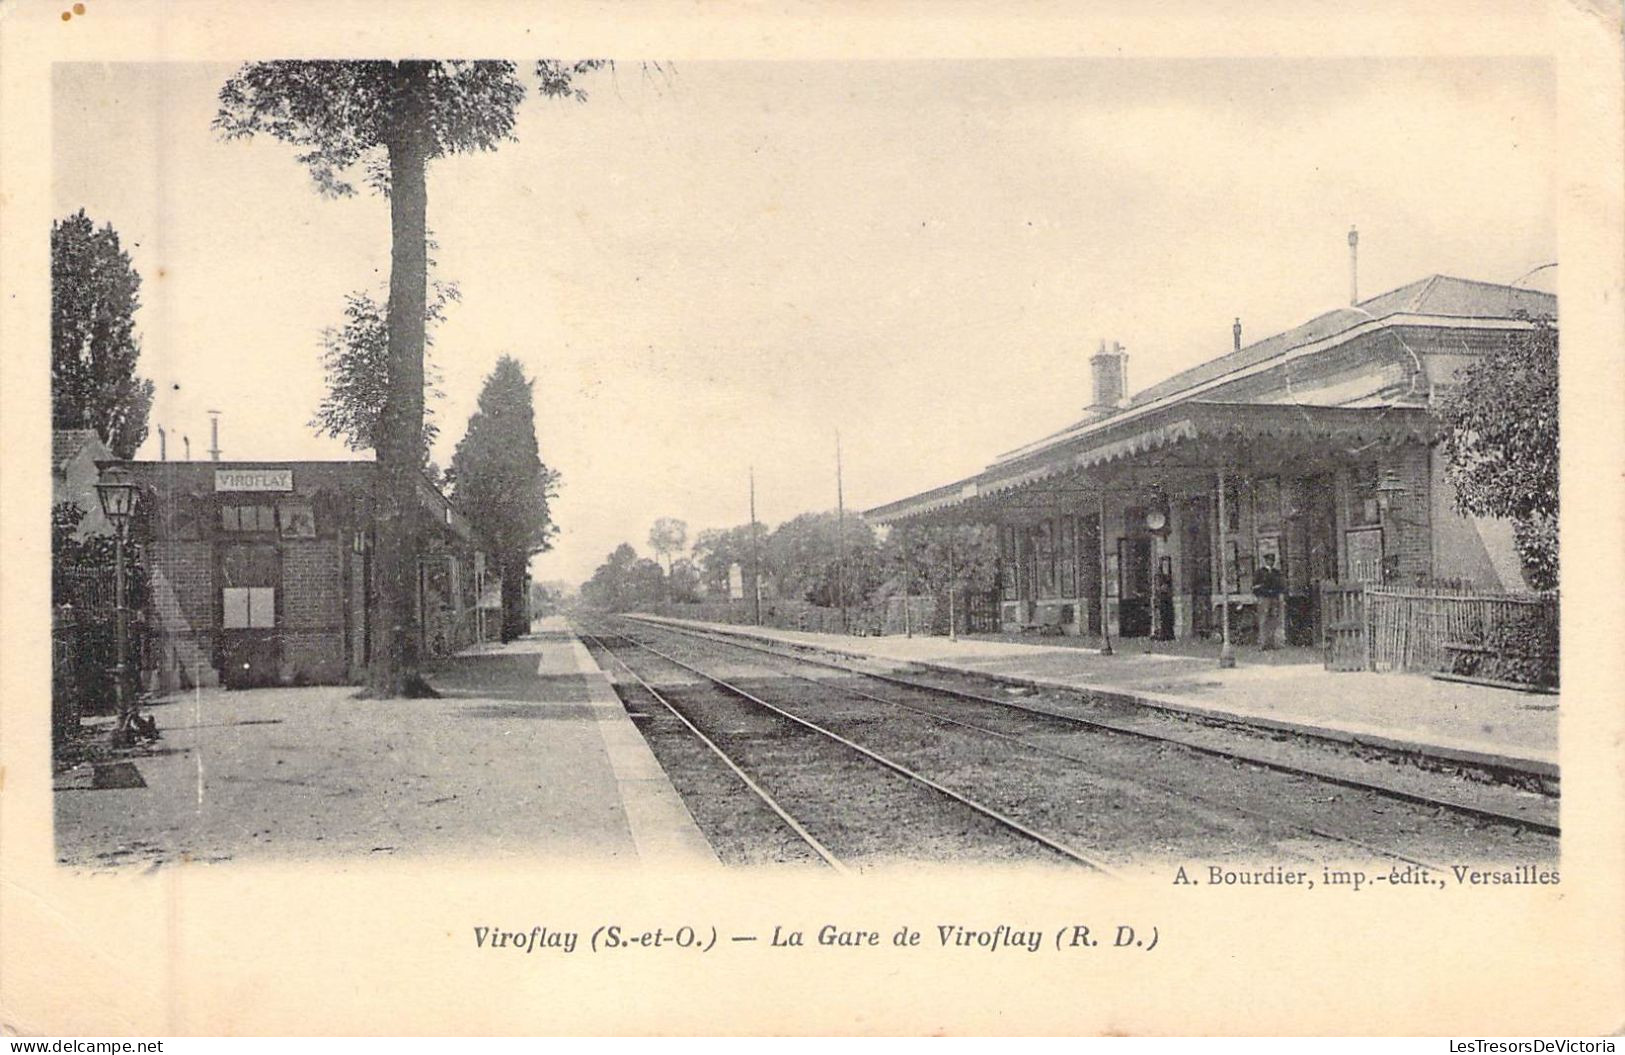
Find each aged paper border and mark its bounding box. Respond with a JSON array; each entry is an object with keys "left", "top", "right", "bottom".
[{"left": 3, "top": 0, "right": 1622, "bottom": 1036}]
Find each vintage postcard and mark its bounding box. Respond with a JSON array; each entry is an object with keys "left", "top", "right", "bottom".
[{"left": 2, "top": 0, "right": 1622, "bottom": 1037}]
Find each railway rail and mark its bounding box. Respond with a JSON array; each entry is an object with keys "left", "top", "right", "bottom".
[
  {"left": 626, "top": 614, "right": 1559, "bottom": 839},
  {"left": 601, "top": 616, "right": 1556, "bottom": 869},
  {"left": 581, "top": 628, "right": 1121, "bottom": 874}
]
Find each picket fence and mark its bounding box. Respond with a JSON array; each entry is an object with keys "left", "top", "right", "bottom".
[{"left": 1363, "top": 587, "right": 1558, "bottom": 690}]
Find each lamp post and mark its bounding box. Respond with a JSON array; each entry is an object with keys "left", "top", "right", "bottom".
[{"left": 95, "top": 465, "right": 140, "bottom": 746}]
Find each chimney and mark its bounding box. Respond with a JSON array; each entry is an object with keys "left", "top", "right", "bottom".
[
  {"left": 1348, "top": 225, "right": 1359, "bottom": 305},
  {"left": 1232, "top": 317, "right": 1242, "bottom": 353},
  {"left": 208, "top": 410, "right": 222, "bottom": 462},
  {"left": 1089, "top": 339, "right": 1129, "bottom": 413},
  {"left": 183, "top": 435, "right": 191, "bottom": 460},
  {"left": 157, "top": 425, "right": 167, "bottom": 461}
]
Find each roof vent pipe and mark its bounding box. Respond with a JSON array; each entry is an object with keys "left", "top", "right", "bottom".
[{"left": 1232, "top": 317, "right": 1242, "bottom": 353}]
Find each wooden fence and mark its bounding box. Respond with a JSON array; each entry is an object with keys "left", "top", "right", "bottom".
[{"left": 1364, "top": 587, "right": 1558, "bottom": 690}]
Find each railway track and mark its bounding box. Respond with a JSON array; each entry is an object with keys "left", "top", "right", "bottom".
[
  {"left": 581, "top": 628, "right": 1121, "bottom": 874},
  {"left": 605, "top": 617, "right": 1556, "bottom": 869},
  {"left": 612, "top": 621, "right": 1464, "bottom": 870},
  {"left": 627, "top": 614, "right": 1559, "bottom": 839}
]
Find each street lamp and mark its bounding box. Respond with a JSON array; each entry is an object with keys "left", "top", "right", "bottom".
[{"left": 95, "top": 465, "right": 140, "bottom": 746}]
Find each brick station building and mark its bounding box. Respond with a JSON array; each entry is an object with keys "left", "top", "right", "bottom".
[
  {"left": 106, "top": 460, "right": 486, "bottom": 691},
  {"left": 865, "top": 273, "right": 1555, "bottom": 649}
]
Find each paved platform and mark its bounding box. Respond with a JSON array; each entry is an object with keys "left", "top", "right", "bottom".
[
  {"left": 630, "top": 615, "right": 1559, "bottom": 778},
  {"left": 55, "top": 618, "right": 718, "bottom": 869}
]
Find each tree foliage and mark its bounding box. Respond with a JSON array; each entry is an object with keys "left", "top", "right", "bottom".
[
  {"left": 52, "top": 210, "right": 155, "bottom": 458},
  {"left": 215, "top": 62, "right": 531, "bottom": 197},
  {"left": 580, "top": 543, "right": 645, "bottom": 612},
  {"left": 764, "top": 511, "right": 883, "bottom": 608},
  {"left": 215, "top": 59, "right": 604, "bottom": 690},
  {"left": 691, "top": 525, "right": 762, "bottom": 599},
  {"left": 309, "top": 281, "right": 456, "bottom": 461},
  {"left": 878, "top": 524, "right": 999, "bottom": 598},
  {"left": 1434, "top": 315, "right": 1558, "bottom": 589},
  {"left": 648, "top": 517, "right": 688, "bottom": 573},
  {"left": 450, "top": 357, "right": 561, "bottom": 640}
]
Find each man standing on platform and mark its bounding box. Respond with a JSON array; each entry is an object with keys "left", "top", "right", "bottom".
[{"left": 1252, "top": 552, "right": 1285, "bottom": 651}]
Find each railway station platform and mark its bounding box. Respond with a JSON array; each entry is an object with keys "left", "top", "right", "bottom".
[
  {"left": 55, "top": 618, "right": 719, "bottom": 868},
  {"left": 628, "top": 615, "right": 1558, "bottom": 779}
]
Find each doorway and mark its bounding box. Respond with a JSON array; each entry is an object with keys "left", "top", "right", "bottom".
[
  {"left": 1117, "top": 535, "right": 1153, "bottom": 638},
  {"left": 219, "top": 542, "right": 280, "bottom": 688}
]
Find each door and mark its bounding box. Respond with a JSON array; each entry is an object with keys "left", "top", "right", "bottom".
[
  {"left": 219, "top": 542, "right": 280, "bottom": 688},
  {"left": 1118, "top": 536, "right": 1153, "bottom": 637},
  {"left": 1321, "top": 584, "right": 1367, "bottom": 671}
]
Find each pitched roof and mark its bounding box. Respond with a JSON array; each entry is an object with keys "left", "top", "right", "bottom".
[
  {"left": 868, "top": 273, "right": 1557, "bottom": 521},
  {"left": 52, "top": 429, "right": 102, "bottom": 473},
  {"left": 995, "top": 274, "right": 1556, "bottom": 463},
  {"left": 1125, "top": 275, "right": 1555, "bottom": 412}
]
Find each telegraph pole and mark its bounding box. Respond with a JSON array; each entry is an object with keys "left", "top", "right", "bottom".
[
  {"left": 902, "top": 527, "right": 913, "bottom": 638},
  {"left": 749, "top": 466, "right": 762, "bottom": 626},
  {"left": 836, "top": 431, "right": 847, "bottom": 633}
]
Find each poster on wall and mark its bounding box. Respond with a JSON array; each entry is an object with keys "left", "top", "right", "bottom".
[{"left": 1347, "top": 527, "right": 1385, "bottom": 583}]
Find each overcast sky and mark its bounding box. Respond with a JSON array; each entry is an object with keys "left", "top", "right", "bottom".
[{"left": 53, "top": 57, "right": 1555, "bottom": 585}]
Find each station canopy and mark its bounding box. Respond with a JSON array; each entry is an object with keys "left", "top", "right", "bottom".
[{"left": 863, "top": 401, "right": 1433, "bottom": 526}]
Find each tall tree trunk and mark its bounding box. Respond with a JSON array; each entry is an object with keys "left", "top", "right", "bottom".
[
  {"left": 500, "top": 551, "right": 527, "bottom": 642},
  {"left": 368, "top": 61, "right": 432, "bottom": 697}
]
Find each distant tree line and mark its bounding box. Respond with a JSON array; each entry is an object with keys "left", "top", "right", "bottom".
[{"left": 579, "top": 512, "right": 997, "bottom": 615}]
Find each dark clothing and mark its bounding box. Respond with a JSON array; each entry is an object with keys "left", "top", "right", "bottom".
[
  {"left": 1253, "top": 562, "right": 1285, "bottom": 649},
  {"left": 1153, "top": 573, "right": 1175, "bottom": 641},
  {"left": 1252, "top": 564, "right": 1286, "bottom": 599}
]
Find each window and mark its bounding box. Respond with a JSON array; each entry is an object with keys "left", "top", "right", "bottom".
[
  {"left": 1348, "top": 464, "right": 1381, "bottom": 528},
  {"left": 222, "top": 504, "right": 276, "bottom": 532},
  {"left": 1255, "top": 477, "right": 1282, "bottom": 533},
  {"left": 222, "top": 586, "right": 275, "bottom": 629},
  {"left": 277, "top": 501, "right": 316, "bottom": 538},
  {"left": 1223, "top": 481, "right": 1242, "bottom": 532}
]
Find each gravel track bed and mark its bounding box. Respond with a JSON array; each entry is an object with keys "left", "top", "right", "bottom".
[
  {"left": 585, "top": 638, "right": 825, "bottom": 868},
  {"left": 625, "top": 620, "right": 1559, "bottom": 867},
  {"left": 587, "top": 632, "right": 1069, "bottom": 869}
]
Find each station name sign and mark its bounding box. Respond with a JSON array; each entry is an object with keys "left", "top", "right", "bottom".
[{"left": 215, "top": 468, "right": 293, "bottom": 492}]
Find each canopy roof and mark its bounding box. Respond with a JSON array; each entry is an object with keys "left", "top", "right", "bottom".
[
  {"left": 867, "top": 272, "right": 1552, "bottom": 525},
  {"left": 865, "top": 402, "right": 1432, "bottom": 524}
]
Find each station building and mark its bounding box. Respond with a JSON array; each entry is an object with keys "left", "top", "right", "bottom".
[
  {"left": 865, "top": 273, "right": 1555, "bottom": 648},
  {"left": 107, "top": 460, "right": 486, "bottom": 691}
]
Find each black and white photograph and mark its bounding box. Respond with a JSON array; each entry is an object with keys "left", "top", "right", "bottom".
[
  {"left": 45, "top": 54, "right": 1561, "bottom": 873},
  {"left": 4, "top": 0, "right": 1622, "bottom": 1039}
]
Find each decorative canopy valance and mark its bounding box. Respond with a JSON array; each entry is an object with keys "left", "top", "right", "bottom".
[{"left": 865, "top": 402, "right": 1432, "bottom": 524}]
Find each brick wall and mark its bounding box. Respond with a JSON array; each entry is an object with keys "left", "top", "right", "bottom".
[
  {"left": 281, "top": 540, "right": 341, "bottom": 629},
  {"left": 279, "top": 541, "right": 344, "bottom": 683},
  {"left": 148, "top": 541, "right": 219, "bottom": 688},
  {"left": 280, "top": 629, "right": 347, "bottom": 684},
  {"left": 150, "top": 541, "right": 214, "bottom": 629},
  {"left": 1384, "top": 444, "right": 1434, "bottom": 585}
]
